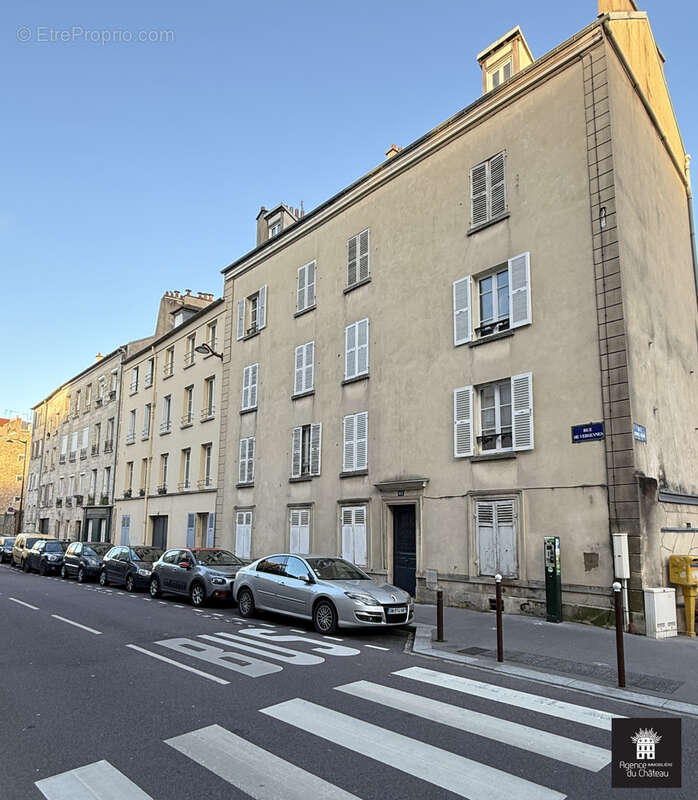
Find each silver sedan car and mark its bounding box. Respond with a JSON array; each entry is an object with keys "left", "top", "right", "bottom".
[{"left": 232, "top": 554, "right": 414, "bottom": 634}]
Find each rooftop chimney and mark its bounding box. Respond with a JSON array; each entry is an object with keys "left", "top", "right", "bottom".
[
  {"left": 385, "top": 144, "right": 402, "bottom": 159},
  {"left": 477, "top": 26, "right": 533, "bottom": 94},
  {"left": 95, "top": 352, "right": 103, "bottom": 362}
]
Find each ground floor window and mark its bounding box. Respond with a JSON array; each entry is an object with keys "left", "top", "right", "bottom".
[
  {"left": 341, "top": 505, "right": 367, "bottom": 566},
  {"left": 235, "top": 511, "right": 252, "bottom": 559},
  {"left": 289, "top": 508, "right": 311, "bottom": 554},
  {"left": 475, "top": 498, "right": 517, "bottom": 577}
]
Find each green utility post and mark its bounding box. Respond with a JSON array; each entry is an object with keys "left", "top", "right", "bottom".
[{"left": 544, "top": 536, "right": 562, "bottom": 623}]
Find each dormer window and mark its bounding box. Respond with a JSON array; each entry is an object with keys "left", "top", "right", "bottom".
[
  {"left": 269, "top": 221, "right": 281, "bottom": 238},
  {"left": 488, "top": 59, "right": 512, "bottom": 90},
  {"left": 477, "top": 26, "right": 533, "bottom": 95}
]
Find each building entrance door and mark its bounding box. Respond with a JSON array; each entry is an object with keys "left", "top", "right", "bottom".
[
  {"left": 152, "top": 516, "right": 168, "bottom": 550},
  {"left": 392, "top": 505, "right": 416, "bottom": 596}
]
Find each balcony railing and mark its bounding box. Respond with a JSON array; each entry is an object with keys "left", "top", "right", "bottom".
[
  {"left": 108, "top": 389, "right": 117, "bottom": 400},
  {"left": 198, "top": 477, "right": 213, "bottom": 489},
  {"left": 59, "top": 454, "right": 66, "bottom": 464},
  {"left": 157, "top": 484, "right": 167, "bottom": 495},
  {"left": 144, "top": 375, "right": 153, "bottom": 388},
  {"left": 139, "top": 488, "right": 146, "bottom": 497},
  {"left": 75, "top": 495, "right": 83, "bottom": 506},
  {"left": 200, "top": 406, "right": 215, "bottom": 422},
  {"left": 129, "top": 382, "right": 138, "bottom": 394},
  {"left": 141, "top": 428, "right": 150, "bottom": 441},
  {"left": 180, "top": 413, "right": 193, "bottom": 428},
  {"left": 184, "top": 352, "right": 195, "bottom": 368},
  {"left": 123, "top": 488, "right": 132, "bottom": 498},
  {"left": 56, "top": 498, "right": 63, "bottom": 508},
  {"left": 160, "top": 420, "right": 172, "bottom": 435},
  {"left": 91, "top": 444, "right": 99, "bottom": 456},
  {"left": 69, "top": 451, "right": 77, "bottom": 463},
  {"left": 104, "top": 440, "right": 114, "bottom": 453},
  {"left": 126, "top": 432, "right": 136, "bottom": 445},
  {"left": 163, "top": 363, "right": 174, "bottom": 378},
  {"left": 87, "top": 494, "right": 95, "bottom": 505},
  {"left": 65, "top": 497, "right": 72, "bottom": 507},
  {"left": 100, "top": 494, "right": 110, "bottom": 505},
  {"left": 95, "top": 397, "right": 103, "bottom": 407},
  {"left": 79, "top": 448, "right": 87, "bottom": 460},
  {"left": 178, "top": 480, "right": 191, "bottom": 491}
]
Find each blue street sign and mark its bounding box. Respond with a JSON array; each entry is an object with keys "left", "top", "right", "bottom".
[
  {"left": 571, "top": 422, "right": 605, "bottom": 443},
  {"left": 633, "top": 423, "right": 647, "bottom": 442}
]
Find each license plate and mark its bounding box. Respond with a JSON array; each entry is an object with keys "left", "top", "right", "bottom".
[{"left": 387, "top": 606, "right": 407, "bottom": 615}]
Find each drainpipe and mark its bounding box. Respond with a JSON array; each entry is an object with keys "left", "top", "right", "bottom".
[{"left": 686, "top": 156, "right": 698, "bottom": 308}]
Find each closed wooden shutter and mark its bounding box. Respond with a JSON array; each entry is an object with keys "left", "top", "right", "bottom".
[
  {"left": 120, "top": 514, "right": 130, "bottom": 546},
  {"left": 358, "top": 229, "right": 370, "bottom": 281},
  {"left": 508, "top": 252, "right": 531, "bottom": 328},
  {"left": 357, "top": 319, "right": 369, "bottom": 374},
  {"left": 476, "top": 501, "right": 497, "bottom": 576},
  {"left": 470, "top": 162, "right": 488, "bottom": 226},
  {"left": 341, "top": 505, "right": 367, "bottom": 565},
  {"left": 297, "top": 264, "right": 307, "bottom": 312},
  {"left": 294, "top": 343, "right": 314, "bottom": 394},
  {"left": 291, "top": 426, "right": 302, "bottom": 478},
  {"left": 235, "top": 511, "right": 252, "bottom": 559},
  {"left": 246, "top": 437, "right": 255, "bottom": 482},
  {"left": 249, "top": 364, "right": 258, "bottom": 408},
  {"left": 290, "top": 509, "right": 310, "bottom": 554},
  {"left": 341, "top": 507, "right": 354, "bottom": 562},
  {"left": 355, "top": 412, "right": 368, "bottom": 469},
  {"left": 257, "top": 285, "right": 267, "bottom": 329},
  {"left": 453, "top": 277, "right": 472, "bottom": 345},
  {"left": 511, "top": 372, "right": 533, "bottom": 451},
  {"left": 238, "top": 438, "right": 247, "bottom": 483},
  {"left": 304, "top": 341, "right": 314, "bottom": 391},
  {"left": 242, "top": 366, "right": 250, "bottom": 409},
  {"left": 310, "top": 423, "right": 322, "bottom": 476},
  {"left": 453, "top": 386, "right": 474, "bottom": 457},
  {"left": 489, "top": 152, "right": 506, "bottom": 218},
  {"left": 496, "top": 501, "right": 516, "bottom": 576},
  {"left": 345, "top": 323, "right": 357, "bottom": 379},
  {"left": 186, "top": 513, "right": 196, "bottom": 548},
  {"left": 206, "top": 512, "right": 215, "bottom": 547},
  {"left": 306, "top": 260, "right": 316, "bottom": 307},
  {"left": 236, "top": 298, "right": 245, "bottom": 340},
  {"left": 347, "top": 235, "right": 358, "bottom": 286},
  {"left": 343, "top": 414, "right": 355, "bottom": 471},
  {"left": 294, "top": 345, "right": 305, "bottom": 395}
]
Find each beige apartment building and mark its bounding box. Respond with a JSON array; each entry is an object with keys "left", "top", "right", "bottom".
[
  {"left": 0, "top": 417, "right": 31, "bottom": 534},
  {"left": 215, "top": 0, "right": 698, "bottom": 631},
  {"left": 113, "top": 295, "right": 223, "bottom": 551}
]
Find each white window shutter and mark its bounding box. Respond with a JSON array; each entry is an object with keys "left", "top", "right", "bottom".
[
  {"left": 358, "top": 230, "right": 370, "bottom": 281},
  {"left": 355, "top": 412, "right": 368, "bottom": 469},
  {"left": 341, "top": 517, "right": 353, "bottom": 561},
  {"left": 345, "top": 323, "right": 357, "bottom": 379},
  {"left": 186, "top": 513, "right": 195, "bottom": 548},
  {"left": 310, "top": 423, "right": 322, "bottom": 476},
  {"left": 453, "top": 386, "right": 474, "bottom": 457},
  {"left": 250, "top": 364, "right": 258, "bottom": 408},
  {"left": 476, "top": 502, "right": 497, "bottom": 576},
  {"left": 343, "top": 415, "right": 355, "bottom": 471},
  {"left": 489, "top": 152, "right": 506, "bottom": 218},
  {"left": 299, "top": 510, "right": 310, "bottom": 554},
  {"left": 357, "top": 319, "right": 369, "bottom": 374},
  {"left": 247, "top": 437, "right": 255, "bottom": 482},
  {"left": 304, "top": 341, "right": 314, "bottom": 391},
  {"left": 347, "top": 236, "right": 357, "bottom": 286},
  {"left": 297, "top": 264, "right": 306, "bottom": 312},
  {"left": 206, "top": 512, "right": 215, "bottom": 547},
  {"left": 512, "top": 372, "right": 534, "bottom": 451},
  {"left": 453, "top": 277, "right": 472, "bottom": 345},
  {"left": 496, "top": 501, "right": 517, "bottom": 577},
  {"left": 236, "top": 298, "right": 245, "bottom": 340},
  {"left": 236, "top": 512, "right": 252, "bottom": 559},
  {"left": 353, "top": 506, "right": 367, "bottom": 566},
  {"left": 306, "top": 261, "right": 316, "bottom": 307},
  {"left": 470, "top": 162, "right": 488, "bottom": 226},
  {"left": 242, "top": 366, "right": 250, "bottom": 409},
  {"left": 509, "top": 252, "right": 531, "bottom": 328},
  {"left": 258, "top": 285, "right": 267, "bottom": 329},
  {"left": 291, "top": 427, "right": 302, "bottom": 478},
  {"left": 294, "top": 345, "right": 304, "bottom": 395},
  {"left": 238, "top": 439, "right": 247, "bottom": 483}
]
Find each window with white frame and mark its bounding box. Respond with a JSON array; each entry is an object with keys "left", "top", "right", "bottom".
[
  {"left": 454, "top": 373, "right": 533, "bottom": 458},
  {"left": 241, "top": 364, "right": 258, "bottom": 410},
  {"left": 268, "top": 221, "right": 281, "bottom": 238},
  {"left": 345, "top": 319, "right": 369, "bottom": 380},
  {"left": 207, "top": 321, "right": 217, "bottom": 349},
  {"left": 294, "top": 342, "right": 314, "bottom": 395},
  {"left": 160, "top": 454, "right": 168, "bottom": 490},
  {"left": 291, "top": 423, "right": 321, "bottom": 478},
  {"left": 475, "top": 498, "right": 517, "bottom": 577},
  {"left": 297, "top": 261, "right": 316, "bottom": 312},
  {"left": 81, "top": 427, "right": 88, "bottom": 457},
  {"left": 144, "top": 358, "right": 154, "bottom": 388},
  {"left": 182, "top": 386, "right": 194, "bottom": 426},
  {"left": 238, "top": 437, "right": 255, "bottom": 484},
  {"left": 185, "top": 333, "right": 196, "bottom": 367},
  {"left": 203, "top": 376, "right": 215, "bottom": 418},
  {"left": 470, "top": 151, "right": 506, "bottom": 228},
  {"left": 181, "top": 448, "right": 191, "bottom": 490},
  {"left": 488, "top": 59, "right": 513, "bottom": 90},
  {"left": 143, "top": 403, "right": 151, "bottom": 439},
  {"left": 341, "top": 505, "right": 367, "bottom": 566},
  {"left": 164, "top": 347, "right": 174, "bottom": 377},
  {"left": 127, "top": 410, "right": 136, "bottom": 444},
  {"left": 69, "top": 431, "right": 78, "bottom": 460},
  {"left": 161, "top": 395, "right": 172, "bottom": 433},
  {"left": 236, "top": 286, "right": 267, "bottom": 339},
  {"left": 289, "top": 508, "right": 310, "bottom": 555},
  {"left": 453, "top": 252, "right": 531, "bottom": 344},
  {"left": 103, "top": 466, "right": 111, "bottom": 500},
  {"left": 130, "top": 367, "right": 139, "bottom": 394},
  {"left": 201, "top": 443, "right": 213, "bottom": 487},
  {"left": 126, "top": 462, "right": 134, "bottom": 492},
  {"left": 110, "top": 369, "right": 118, "bottom": 393},
  {"left": 347, "top": 229, "right": 369, "bottom": 287},
  {"left": 60, "top": 434, "right": 67, "bottom": 463},
  {"left": 343, "top": 411, "right": 368, "bottom": 472},
  {"left": 235, "top": 510, "right": 252, "bottom": 559}
]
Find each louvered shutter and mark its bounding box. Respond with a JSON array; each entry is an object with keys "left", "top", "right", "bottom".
[
  {"left": 297, "top": 264, "right": 307, "bottom": 312},
  {"left": 489, "top": 152, "right": 506, "bottom": 218},
  {"left": 246, "top": 437, "right": 255, "bottom": 482},
  {"left": 236, "top": 298, "right": 245, "bottom": 340},
  {"left": 343, "top": 415, "right": 355, "bottom": 471},
  {"left": 249, "top": 364, "right": 258, "bottom": 407},
  {"left": 357, "top": 319, "right": 369, "bottom": 374},
  {"left": 355, "top": 412, "right": 368, "bottom": 469},
  {"left": 294, "top": 345, "right": 304, "bottom": 395},
  {"left": 358, "top": 229, "right": 370, "bottom": 281},
  {"left": 341, "top": 507, "right": 354, "bottom": 561},
  {"left": 186, "top": 513, "right": 196, "bottom": 548},
  {"left": 304, "top": 342, "right": 314, "bottom": 391},
  {"left": 242, "top": 366, "right": 250, "bottom": 409},
  {"left": 508, "top": 252, "right": 531, "bottom": 328},
  {"left": 345, "top": 323, "right": 357, "bottom": 379},
  {"left": 470, "top": 162, "right": 488, "bottom": 226},
  {"left": 347, "top": 236, "right": 358, "bottom": 286},
  {"left": 306, "top": 261, "right": 316, "bottom": 307},
  {"left": 453, "top": 386, "right": 474, "bottom": 457},
  {"left": 257, "top": 285, "right": 267, "bottom": 329},
  {"left": 453, "top": 277, "right": 472, "bottom": 345},
  {"left": 298, "top": 509, "right": 310, "bottom": 553},
  {"left": 476, "top": 502, "right": 497, "bottom": 576},
  {"left": 511, "top": 372, "right": 533, "bottom": 451},
  {"left": 120, "top": 514, "right": 130, "bottom": 546},
  {"left": 352, "top": 506, "right": 367, "bottom": 566},
  {"left": 310, "top": 423, "right": 322, "bottom": 476},
  {"left": 291, "top": 427, "right": 302, "bottom": 478},
  {"left": 496, "top": 501, "right": 517, "bottom": 576},
  {"left": 235, "top": 511, "right": 252, "bottom": 559},
  {"left": 238, "top": 438, "right": 248, "bottom": 483},
  {"left": 289, "top": 510, "right": 300, "bottom": 553},
  {"left": 503, "top": 61, "right": 512, "bottom": 81},
  {"left": 206, "top": 512, "right": 215, "bottom": 547}
]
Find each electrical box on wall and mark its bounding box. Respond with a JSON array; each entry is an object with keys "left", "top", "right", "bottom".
[{"left": 612, "top": 533, "right": 630, "bottom": 579}]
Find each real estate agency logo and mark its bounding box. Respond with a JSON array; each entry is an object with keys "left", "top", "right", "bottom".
[{"left": 612, "top": 717, "right": 681, "bottom": 788}]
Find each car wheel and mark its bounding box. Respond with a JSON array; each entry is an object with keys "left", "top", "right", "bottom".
[
  {"left": 125, "top": 574, "right": 135, "bottom": 593},
  {"left": 77, "top": 566, "right": 86, "bottom": 583},
  {"left": 99, "top": 570, "right": 108, "bottom": 587},
  {"left": 61, "top": 565, "right": 69, "bottom": 579},
  {"left": 237, "top": 587, "right": 255, "bottom": 618},
  {"left": 149, "top": 576, "right": 161, "bottom": 598},
  {"left": 190, "top": 582, "right": 206, "bottom": 607},
  {"left": 313, "top": 599, "right": 338, "bottom": 634}
]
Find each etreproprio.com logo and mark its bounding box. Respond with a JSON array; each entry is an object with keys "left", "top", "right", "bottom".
[{"left": 17, "top": 26, "right": 175, "bottom": 45}]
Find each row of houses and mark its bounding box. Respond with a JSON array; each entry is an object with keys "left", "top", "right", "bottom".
[{"left": 24, "top": 1, "right": 698, "bottom": 631}]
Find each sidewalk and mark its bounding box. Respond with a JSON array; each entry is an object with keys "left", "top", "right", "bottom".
[{"left": 413, "top": 604, "right": 698, "bottom": 711}]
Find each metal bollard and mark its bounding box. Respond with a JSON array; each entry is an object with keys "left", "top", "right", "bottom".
[
  {"left": 495, "top": 573, "right": 503, "bottom": 662},
  {"left": 613, "top": 581, "right": 626, "bottom": 688},
  {"left": 436, "top": 589, "right": 444, "bottom": 642}
]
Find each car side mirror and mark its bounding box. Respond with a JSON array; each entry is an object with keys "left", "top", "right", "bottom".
[{"left": 303, "top": 574, "right": 315, "bottom": 584}]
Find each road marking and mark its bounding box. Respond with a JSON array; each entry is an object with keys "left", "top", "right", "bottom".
[
  {"left": 261, "top": 699, "right": 565, "bottom": 800},
  {"left": 36, "top": 759, "right": 153, "bottom": 799},
  {"left": 239, "top": 629, "right": 360, "bottom": 657},
  {"left": 158, "top": 601, "right": 167, "bottom": 605},
  {"left": 125, "top": 644, "right": 230, "bottom": 684},
  {"left": 337, "top": 681, "right": 610, "bottom": 771},
  {"left": 364, "top": 644, "right": 389, "bottom": 651},
  {"left": 167, "top": 724, "right": 360, "bottom": 799},
  {"left": 198, "top": 633, "right": 325, "bottom": 665},
  {"left": 290, "top": 628, "right": 306, "bottom": 633},
  {"left": 323, "top": 635, "right": 343, "bottom": 641},
  {"left": 256, "top": 622, "right": 276, "bottom": 628},
  {"left": 51, "top": 615, "right": 102, "bottom": 635},
  {"left": 393, "top": 667, "right": 621, "bottom": 730},
  {"left": 155, "top": 638, "right": 282, "bottom": 678},
  {"left": 9, "top": 597, "right": 38, "bottom": 610}
]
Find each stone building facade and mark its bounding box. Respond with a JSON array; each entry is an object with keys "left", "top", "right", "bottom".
[{"left": 0, "top": 417, "right": 31, "bottom": 534}]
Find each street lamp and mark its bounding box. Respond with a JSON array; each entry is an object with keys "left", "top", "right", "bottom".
[
  {"left": 194, "top": 343, "right": 223, "bottom": 360},
  {"left": 7, "top": 438, "right": 28, "bottom": 534}
]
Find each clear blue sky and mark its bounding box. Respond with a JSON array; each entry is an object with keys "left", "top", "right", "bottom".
[{"left": 1, "top": 1, "right": 696, "bottom": 418}]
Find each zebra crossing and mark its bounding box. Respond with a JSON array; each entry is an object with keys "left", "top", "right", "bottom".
[{"left": 35, "top": 665, "right": 620, "bottom": 800}]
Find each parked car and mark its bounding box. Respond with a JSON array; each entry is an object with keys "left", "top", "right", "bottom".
[
  {"left": 0, "top": 536, "right": 15, "bottom": 563},
  {"left": 62, "top": 541, "right": 112, "bottom": 582},
  {"left": 100, "top": 546, "right": 163, "bottom": 592},
  {"left": 233, "top": 555, "right": 414, "bottom": 634},
  {"left": 12, "top": 533, "right": 44, "bottom": 569},
  {"left": 149, "top": 548, "right": 244, "bottom": 606},
  {"left": 25, "top": 539, "right": 68, "bottom": 575}
]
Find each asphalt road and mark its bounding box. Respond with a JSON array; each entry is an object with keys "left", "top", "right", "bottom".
[{"left": 1, "top": 563, "right": 695, "bottom": 799}]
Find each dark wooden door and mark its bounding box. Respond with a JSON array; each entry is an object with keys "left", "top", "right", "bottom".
[
  {"left": 152, "top": 517, "right": 168, "bottom": 550},
  {"left": 392, "top": 505, "right": 416, "bottom": 596}
]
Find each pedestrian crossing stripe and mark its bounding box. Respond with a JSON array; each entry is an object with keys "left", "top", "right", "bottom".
[{"left": 36, "top": 759, "right": 153, "bottom": 800}]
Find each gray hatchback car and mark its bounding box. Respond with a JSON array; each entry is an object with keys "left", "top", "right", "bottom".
[
  {"left": 233, "top": 554, "right": 414, "bottom": 634},
  {"left": 149, "top": 547, "right": 244, "bottom": 606}
]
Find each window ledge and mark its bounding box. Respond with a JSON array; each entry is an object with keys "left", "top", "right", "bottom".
[
  {"left": 339, "top": 469, "right": 369, "bottom": 478},
  {"left": 236, "top": 482, "right": 254, "bottom": 489},
  {"left": 467, "top": 211, "right": 510, "bottom": 236},
  {"left": 342, "top": 373, "right": 369, "bottom": 386},
  {"left": 180, "top": 422, "right": 193, "bottom": 430},
  {"left": 289, "top": 476, "right": 313, "bottom": 483},
  {"left": 240, "top": 406, "right": 257, "bottom": 416},
  {"left": 343, "top": 276, "right": 371, "bottom": 295},
  {"left": 294, "top": 304, "right": 316, "bottom": 319},
  {"left": 183, "top": 362, "right": 195, "bottom": 370},
  {"left": 162, "top": 373, "right": 173, "bottom": 381},
  {"left": 468, "top": 329, "right": 515, "bottom": 348},
  {"left": 471, "top": 452, "right": 517, "bottom": 462},
  {"left": 242, "top": 329, "right": 261, "bottom": 342},
  {"left": 200, "top": 415, "right": 215, "bottom": 423},
  {"left": 292, "top": 389, "right": 315, "bottom": 401}
]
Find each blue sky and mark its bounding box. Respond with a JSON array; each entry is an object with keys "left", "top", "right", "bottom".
[{"left": 1, "top": 0, "right": 696, "bottom": 418}]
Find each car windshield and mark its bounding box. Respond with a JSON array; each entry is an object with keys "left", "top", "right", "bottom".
[
  {"left": 131, "top": 547, "right": 162, "bottom": 563},
  {"left": 44, "top": 542, "right": 63, "bottom": 553},
  {"left": 306, "top": 558, "right": 370, "bottom": 581},
  {"left": 25, "top": 537, "right": 41, "bottom": 548},
  {"left": 84, "top": 543, "right": 112, "bottom": 557},
  {"left": 3, "top": 538, "right": 15, "bottom": 546},
  {"left": 194, "top": 549, "right": 242, "bottom": 566}
]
